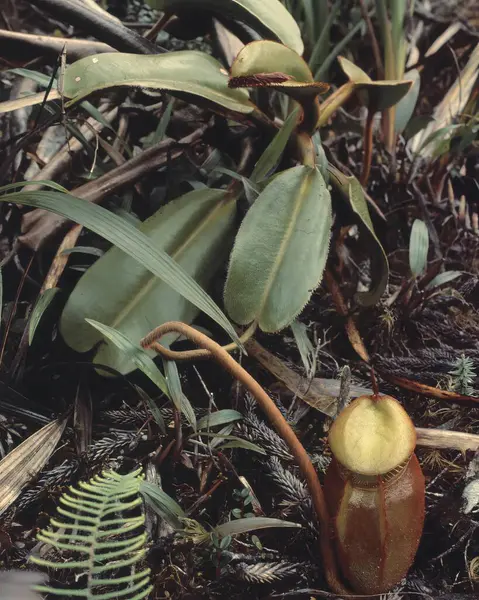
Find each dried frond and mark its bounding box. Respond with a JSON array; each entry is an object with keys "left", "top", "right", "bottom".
[
  {"left": 268, "top": 457, "right": 308, "bottom": 505},
  {"left": 238, "top": 413, "right": 293, "bottom": 462},
  {"left": 231, "top": 560, "right": 301, "bottom": 583},
  {"left": 102, "top": 407, "right": 149, "bottom": 426},
  {"left": 87, "top": 432, "right": 141, "bottom": 467},
  {"left": 267, "top": 457, "right": 316, "bottom": 537},
  {"left": 16, "top": 459, "right": 79, "bottom": 512}
]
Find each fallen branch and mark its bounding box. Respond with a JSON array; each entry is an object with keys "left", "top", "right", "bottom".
[
  {"left": 416, "top": 428, "right": 479, "bottom": 453},
  {"left": 29, "top": 0, "right": 162, "bottom": 55},
  {"left": 0, "top": 29, "right": 114, "bottom": 66}
]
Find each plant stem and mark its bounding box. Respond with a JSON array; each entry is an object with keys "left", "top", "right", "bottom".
[
  {"left": 360, "top": 109, "right": 375, "bottom": 186},
  {"left": 146, "top": 321, "right": 258, "bottom": 361},
  {"left": 141, "top": 321, "right": 350, "bottom": 595}
]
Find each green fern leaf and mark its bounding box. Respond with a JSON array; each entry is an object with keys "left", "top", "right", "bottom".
[{"left": 30, "top": 469, "right": 152, "bottom": 599}]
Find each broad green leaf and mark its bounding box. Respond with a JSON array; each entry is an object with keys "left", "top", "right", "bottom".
[
  {"left": 0, "top": 188, "right": 239, "bottom": 349},
  {"left": 85, "top": 320, "right": 168, "bottom": 432},
  {"left": 197, "top": 409, "right": 243, "bottom": 431},
  {"left": 251, "top": 106, "right": 300, "bottom": 183},
  {"left": 29, "top": 288, "right": 60, "bottom": 345},
  {"left": 395, "top": 69, "right": 420, "bottom": 133},
  {"left": 163, "top": 352, "right": 196, "bottom": 430},
  {"left": 149, "top": 0, "right": 303, "bottom": 54},
  {"left": 409, "top": 219, "right": 429, "bottom": 277},
  {"left": 337, "top": 56, "right": 412, "bottom": 111},
  {"left": 224, "top": 165, "right": 332, "bottom": 332},
  {"left": 60, "top": 188, "right": 237, "bottom": 374},
  {"left": 328, "top": 167, "right": 389, "bottom": 305},
  {"left": 215, "top": 517, "right": 300, "bottom": 538},
  {"left": 63, "top": 52, "right": 253, "bottom": 114},
  {"left": 140, "top": 481, "right": 185, "bottom": 530}
]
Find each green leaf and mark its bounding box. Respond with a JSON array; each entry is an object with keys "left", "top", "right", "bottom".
[
  {"left": 224, "top": 166, "right": 332, "bottom": 332},
  {"left": 29, "top": 288, "right": 60, "bottom": 345},
  {"left": 314, "top": 18, "right": 364, "bottom": 81},
  {"left": 58, "top": 188, "right": 237, "bottom": 374},
  {"left": 251, "top": 106, "right": 300, "bottom": 183},
  {"left": 149, "top": 98, "right": 174, "bottom": 146},
  {"left": 425, "top": 270, "right": 462, "bottom": 291},
  {"left": 140, "top": 481, "right": 185, "bottom": 530},
  {"left": 214, "top": 517, "right": 300, "bottom": 538},
  {"left": 63, "top": 52, "right": 252, "bottom": 115},
  {"left": 395, "top": 69, "right": 420, "bottom": 133},
  {"left": 2, "top": 188, "right": 238, "bottom": 346},
  {"left": 149, "top": 0, "right": 303, "bottom": 54},
  {"left": 409, "top": 219, "right": 429, "bottom": 277},
  {"left": 197, "top": 409, "right": 243, "bottom": 431},
  {"left": 308, "top": 0, "right": 340, "bottom": 75},
  {"left": 163, "top": 353, "right": 196, "bottom": 430},
  {"left": 337, "top": 56, "right": 412, "bottom": 111},
  {"left": 217, "top": 438, "right": 266, "bottom": 454},
  {"left": 85, "top": 320, "right": 167, "bottom": 432},
  {"left": 328, "top": 167, "right": 389, "bottom": 305}
]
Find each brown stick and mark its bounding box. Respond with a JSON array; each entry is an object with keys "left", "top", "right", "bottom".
[
  {"left": 141, "top": 321, "right": 349, "bottom": 595},
  {"left": 0, "top": 29, "right": 115, "bottom": 64},
  {"left": 416, "top": 428, "right": 479, "bottom": 453}
]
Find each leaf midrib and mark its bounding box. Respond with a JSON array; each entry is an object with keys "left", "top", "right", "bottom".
[
  {"left": 258, "top": 168, "right": 312, "bottom": 319},
  {"left": 110, "top": 197, "right": 233, "bottom": 331}
]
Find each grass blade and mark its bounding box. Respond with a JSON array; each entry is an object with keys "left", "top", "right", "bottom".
[
  {"left": 0, "top": 189, "right": 240, "bottom": 345},
  {"left": 409, "top": 219, "right": 429, "bottom": 277},
  {"left": 29, "top": 288, "right": 59, "bottom": 345}
]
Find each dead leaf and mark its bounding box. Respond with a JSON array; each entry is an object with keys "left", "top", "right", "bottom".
[
  {"left": 246, "top": 340, "right": 371, "bottom": 417},
  {"left": 0, "top": 414, "right": 69, "bottom": 516}
]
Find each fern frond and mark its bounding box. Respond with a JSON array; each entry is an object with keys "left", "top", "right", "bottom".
[
  {"left": 30, "top": 468, "right": 152, "bottom": 600},
  {"left": 236, "top": 560, "right": 301, "bottom": 583}
]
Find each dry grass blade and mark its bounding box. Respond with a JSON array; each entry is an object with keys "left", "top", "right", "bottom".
[
  {"left": 246, "top": 339, "right": 372, "bottom": 416},
  {"left": 0, "top": 89, "right": 60, "bottom": 114},
  {"left": 409, "top": 43, "right": 479, "bottom": 156},
  {"left": 0, "top": 414, "right": 69, "bottom": 515}
]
